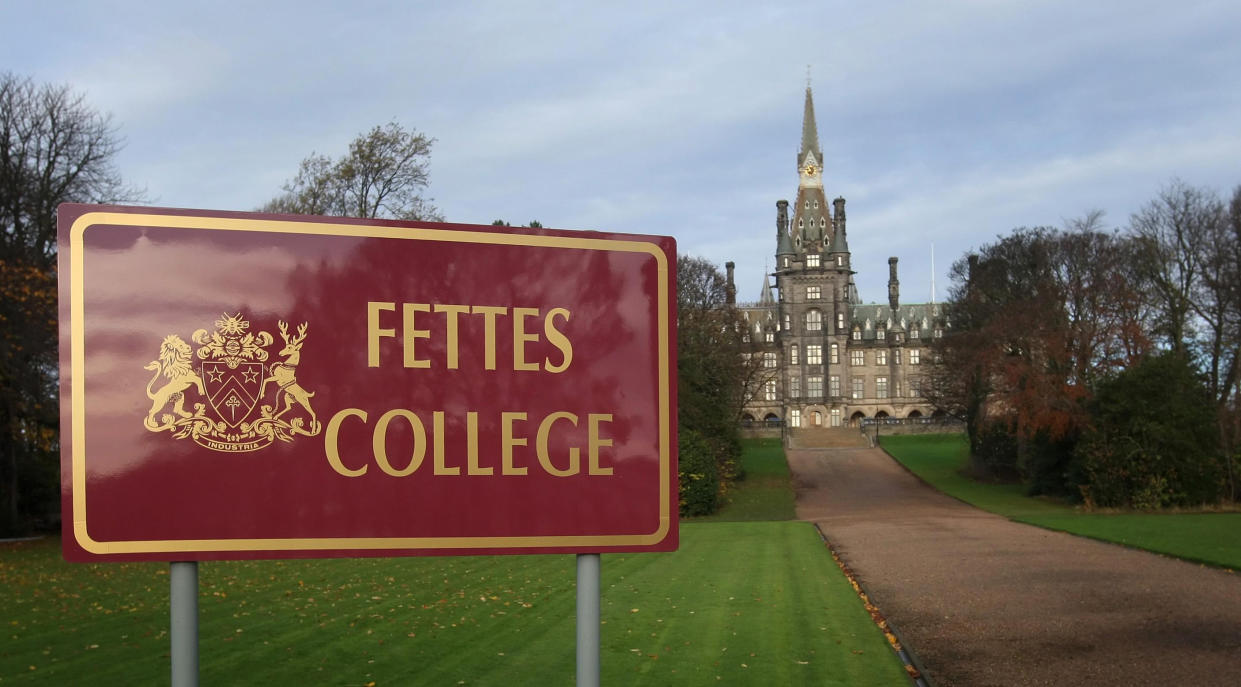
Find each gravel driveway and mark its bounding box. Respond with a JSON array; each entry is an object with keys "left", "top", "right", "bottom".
[{"left": 789, "top": 446, "right": 1241, "bottom": 687}]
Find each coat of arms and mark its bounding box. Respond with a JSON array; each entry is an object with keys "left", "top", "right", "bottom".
[{"left": 142, "top": 313, "right": 321, "bottom": 452}]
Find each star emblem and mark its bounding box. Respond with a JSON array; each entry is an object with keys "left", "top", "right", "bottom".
[
  {"left": 206, "top": 367, "right": 224, "bottom": 383},
  {"left": 242, "top": 368, "right": 259, "bottom": 383}
]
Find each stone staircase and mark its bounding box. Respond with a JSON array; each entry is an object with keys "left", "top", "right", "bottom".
[{"left": 787, "top": 426, "right": 872, "bottom": 449}]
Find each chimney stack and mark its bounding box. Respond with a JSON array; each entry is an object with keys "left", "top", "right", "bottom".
[
  {"left": 725, "top": 261, "right": 737, "bottom": 305},
  {"left": 888, "top": 257, "right": 900, "bottom": 310}
]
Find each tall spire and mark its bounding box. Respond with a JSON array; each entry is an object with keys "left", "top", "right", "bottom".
[{"left": 799, "top": 85, "right": 821, "bottom": 167}]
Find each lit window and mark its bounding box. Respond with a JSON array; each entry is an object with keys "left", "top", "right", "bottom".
[
  {"left": 764, "top": 380, "right": 777, "bottom": 401},
  {"left": 765, "top": 331, "right": 774, "bottom": 343},
  {"left": 852, "top": 328, "right": 861, "bottom": 341},
  {"left": 851, "top": 350, "right": 864, "bottom": 366},
  {"left": 876, "top": 349, "right": 887, "bottom": 365},
  {"left": 911, "top": 327, "right": 920, "bottom": 338},
  {"left": 790, "top": 409, "right": 802, "bottom": 428},
  {"left": 763, "top": 352, "right": 776, "bottom": 368},
  {"left": 783, "top": 314, "right": 791, "bottom": 331},
  {"left": 790, "top": 376, "right": 800, "bottom": 397},
  {"left": 852, "top": 377, "right": 864, "bottom": 399},
  {"left": 910, "top": 349, "right": 920, "bottom": 365},
  {"left": 806, "top": 310, "right": 822, "bottom": 331},
  {"left": 807, "top": 285, "right": 821, "bottom": 300},
  {"left": 829, "top": 343, "right": 839, "bottom": 364},
  {"left": 806, "top": 254, "right": 821, "bottom": 268},
  {"left": 894, "top": 349, "right": 902, "bottom": 365},
  {"left": 836, "top": 255, "right": 843, "bottom": 266},
  {"left": 837, "top": 312, "right": 845, "bottom": 331},
  {"left": 830, "top": 408, "right": 842, "bottom": 427},
  {"left": 934, "top": 328, "right": 943, "bottom": 338},
  {"left": 808, "top": 376, "right": 823, "bottom": 397},
  {"left": 782, "top": 257, "right": 789, "bottom": 268},
  {"left": 829, "top": 375, "right": 840, "bottom": 397},
  {"left": 877, "top": 327, "right": 886, "bottom": 340},
  {"left": 807, "top": 345, "right": 822, "bottom": 365},
  {"left": 790, "top": 345, "right": 799, "bottom": 365},
  {"left": 876, "top": 377, "right": 889, "bottom": 399}
]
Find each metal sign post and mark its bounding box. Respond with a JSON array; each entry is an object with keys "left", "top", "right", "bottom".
[
  {"left": 170, "top": 561, "right": 199, "bottom": 687},
  {"left": 576, "top": 553, "right": 601, "bottom": 687}
]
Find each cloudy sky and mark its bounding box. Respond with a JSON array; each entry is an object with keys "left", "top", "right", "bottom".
[{"left": 6, "top": 1, "right": 1239, "bottom": 303}]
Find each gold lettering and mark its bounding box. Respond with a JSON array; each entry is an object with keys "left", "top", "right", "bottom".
[
  {"left": 501, "top": 411, "right": 528, "bottom": 475},
  {"left": 402, "top": 303, "right": 431, "bottom": 368},
  {"left": 325, "top": 408, "right": 368, "bottom": 477},
  {"left": 536, "top": 412, "right": 580, "bottom": 477},
  {"left": 544, "top": 307, "right": 573, "bottom": 372},
  {"left": 434, "top": 304, "right": 470, "bottom": 369},
  {"left": 373, "top": 409, "right": 426, "bottom": 477},
  {"left": 472, "top": 305, "right": 507, "bottom": 371},
  {"left": 512, "top": 307, "right": 540, "bottom": 371},
  {"left": 588, "top": 413, "right": 614, "bottom": 475},
  {"left": 432, "top": 410, "right": 458, "bottom": 475},
  {"left": 466, "top": 411, "right": 491, "bottom": 475},
  {"left": 367, "top": 302, "right": 396, "bottom": 367}
]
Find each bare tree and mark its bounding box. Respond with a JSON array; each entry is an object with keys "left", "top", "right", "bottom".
[
  {"left": 1, "top": 73, "right": 140, "bottom": 265},
  {"left": 0, "top": 73, "right": 140, "bottom": 533},
  {"left": 1129, "top": 179, "right": 1219, "bottom": 357},
  {"left": 263, "top": 122, "right": 442, "bottom": 221}
]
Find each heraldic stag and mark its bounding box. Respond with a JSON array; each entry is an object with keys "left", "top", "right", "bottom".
[{"left": 261, "top": 321, "right": 319, "bottom": 432}]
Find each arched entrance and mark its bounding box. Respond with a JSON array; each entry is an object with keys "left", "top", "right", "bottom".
[
  {"left": 907, "top": 410, "right": 923, "bottom": 419},
  {"left": 810, "top": 410, "right": 823, "bottom": 426},
  {"left": 850, "top": 411, "right": 866, "bottom": 427}
]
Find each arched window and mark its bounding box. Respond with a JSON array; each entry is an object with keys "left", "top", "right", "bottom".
[{"left": 805, "top": 309, "right": 822, "bottom": 331}]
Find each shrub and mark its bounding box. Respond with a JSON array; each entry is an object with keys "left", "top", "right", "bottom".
[
  {"left": 678, "top": 428, "right": 719, "bottom": 516},
  {"left": 1075, "top": 353, "right": 1224, "bottom": 509}
]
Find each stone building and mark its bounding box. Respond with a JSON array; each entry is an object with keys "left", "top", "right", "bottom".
[{"left": 734, "top": 86, "right": 945, "bottom": 431}]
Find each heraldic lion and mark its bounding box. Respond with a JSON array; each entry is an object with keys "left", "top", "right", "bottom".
[{"left": 144, "top": 334, "right": 206, "bottom": 429}]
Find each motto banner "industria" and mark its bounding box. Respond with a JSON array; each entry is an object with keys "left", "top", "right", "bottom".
[{"left": 58, "top": 205, "right": 677, "bottom": 561}]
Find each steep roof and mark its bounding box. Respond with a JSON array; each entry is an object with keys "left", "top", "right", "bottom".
[{"left": 799, "top": 86, "right": 821, "bottom": 167}]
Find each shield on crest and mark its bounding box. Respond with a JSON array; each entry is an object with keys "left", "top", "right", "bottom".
[{"left": 202, "top": 361, "right": 264, "bottom": 427}]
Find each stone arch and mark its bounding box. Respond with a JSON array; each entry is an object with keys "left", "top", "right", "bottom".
[
  {"left": 849, "top": 410, "right": 867, "bottom": 427},
  {"left": 907, "top": 409, "right": 923, "bottom": 419}
]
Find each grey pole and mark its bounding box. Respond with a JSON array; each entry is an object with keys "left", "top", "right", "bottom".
[
  {"left": 170, "top": 561, "right": 199, "bottom": 687},
  {"left": 576, "top": 553, "right": 601, "bottom": 687}
]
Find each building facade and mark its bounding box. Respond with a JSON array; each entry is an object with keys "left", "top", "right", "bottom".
[{"left": 735, "top": 86, "right": 945, "bottom": 430}]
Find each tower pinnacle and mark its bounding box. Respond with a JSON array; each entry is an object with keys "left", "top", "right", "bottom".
[{"left": 798, "top": 85, "right": 822, "bottom": 169}]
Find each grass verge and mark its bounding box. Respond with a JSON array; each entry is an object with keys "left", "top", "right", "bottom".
[
  {"left": 693, "top": 437, "right": 797, "bottom": 522},
  {"left": 881, "top": 434, "right": 1241, "bottom": 570},
  {"left": 0, "top": 440, "right": 908, "bottom": 685}
]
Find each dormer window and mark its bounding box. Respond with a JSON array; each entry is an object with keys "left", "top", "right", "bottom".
[
  {"left": 877, "top": 327, "right": 886, "bottom": 340},
  {"left": 852, "top": 328, "right": 861, "bottom": 341}
]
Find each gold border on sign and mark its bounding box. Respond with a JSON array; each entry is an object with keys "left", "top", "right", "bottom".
[{"left": 69, "top": 212, "right": 673, "bottom": 555}]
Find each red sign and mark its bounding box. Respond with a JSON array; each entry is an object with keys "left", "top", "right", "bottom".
[{"left": 58, "top": 205, "right": 677, "bottom": 561}]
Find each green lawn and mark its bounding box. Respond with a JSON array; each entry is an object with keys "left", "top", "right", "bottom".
[
  {"left": 881, "top": 434, "right": 1241, "bottom": 570},
  {"left": 694, "top": 437, "right": 797, "bottom": 522},
  {"left": 0, "top": 439, "right": 907, "bottom": 686}
]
